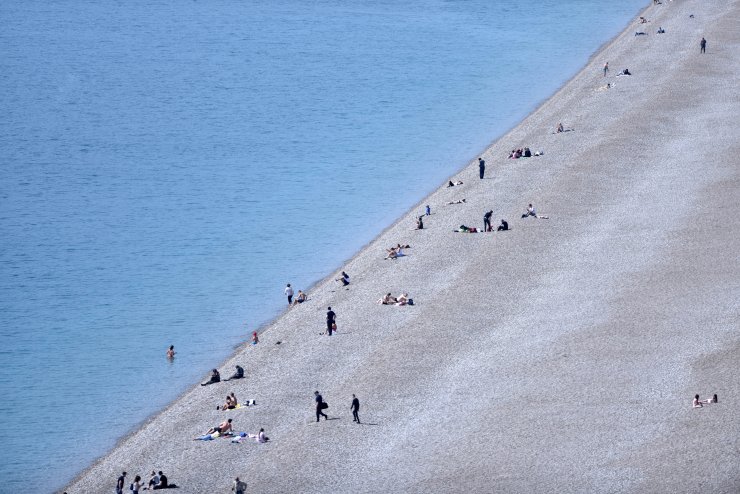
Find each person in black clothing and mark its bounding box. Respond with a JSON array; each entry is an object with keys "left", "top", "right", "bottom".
[
  {"left": 152, "top": 471, "right": 168, "bottom": 490},
  {"left": 326, "top": 307, "right": 336, "bottom": 336},
  {"left": 478, "top": 157, "right": 485, "bottom": 179},
  {"left": 700, "top": 37, "right": 706, "bottom": 53},
  {"left": 116, "top": 472, "right": 126, "bottom": 494},
  {"left": 497, "top": 219, "right": 509, "bottom": 231},
  {"left": 315, "top": 391, "right": 328, "bottom": 422},
  {"left": 483, "top": 210, "right": 493, "bottom": 232},
  {"left": 351, "top": 394, "right": 360, "bottom": 424},
  {"left": 337, "top": 271, "right": 350, "bottom": 286},
  {"left": 224, "top": 365, "right": 244, "bottom": 381},
  {"left": 201, "top": 369, "right": 220, "bottom": 386}
]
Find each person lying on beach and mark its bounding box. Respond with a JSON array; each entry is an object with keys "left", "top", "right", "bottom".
[
  {"left": 596, "top": 83, "right": 612, "bottom": 91},
  {"left": 639, "top": 16, "right": 649, "bottom": 23},
  {"left": 385, "top": 245, "right": 408, "bottom": 259},
  {"left": 617, "top": 68, "right": 632, "bottom": 76},
  {"left": 292, "top": 290, "right": 307, "bottom": 305},
  {"left": 336, "top": 271, "right": 350, "bottom": 286},
  {"left": 224, "top": 365, "right": 244, "bottom": 381},
  {"left": 166, "top": 345, "right": 175, "bottom": 359},
  {"left": 447, "top": 180, "right": 463, "bottom": 187},
  {"left": 201, "top": 369, "right": 221, "bottom": 386},
  {"left": 416, "top": 216, "right": 424, "bottom": 230},
  {"left": 447, "top": 198, "right": 466, "bottom": 205},
  {"left": 454, "top": 225, "right": 478, "bottom": 233},
  {"left": 634, "top": 31, "right": 647, "bottom": 36},
  {"left": 497, "top": 219, "right": 509, "bottom": 231},
  {"left": 396, "top": 293, "right": 410, "bottom": 306},
  {"left": 206, "top": 419, "right": 233, "bottom": 436},
  {"left": 378, "top": 293, "right": 397, "bottom": 305}
]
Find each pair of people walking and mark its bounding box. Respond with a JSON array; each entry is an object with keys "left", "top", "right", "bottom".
[{"left": 314, "top": 391, "right": 361, "bottom": 423}]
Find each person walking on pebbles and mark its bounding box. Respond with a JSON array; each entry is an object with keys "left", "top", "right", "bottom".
[
  {"left": 478, "top": 157, "right": 485, "bottom": 179},
  {"left": 603, "top": 61, "right": 609, "bottom": 77},
  {"left": 484, "top": 210, "right": 493, "bottom": 232},
  {"left": 351, "top": 394, "right": 361, "bottom": 424},
  {"left": 700, "top": 37, "right": 706, "bottom": 53},
  {"left": 285, "top": 283, "right": 294, "bottom": 305},
  {"left": 326, "top": 307, "right": 336, "bottom": 336},
  {"left": 232, "top": 477, "right": 247, "bottom": 494},
  {"left": 116, "top": 472, "right": 126, "bottom": 494},
  {"left": 315, "top": 391, "right": 328, "bottom": 422}
]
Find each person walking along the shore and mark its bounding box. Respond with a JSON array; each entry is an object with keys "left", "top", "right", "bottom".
[
  {"left": 603, "top": 61, "right": 609, "bottom": 77},
  {"left": 285, "top": 283, "right": 294, "bottom": 305},
  {"left": 478, "top": 157, "right": 485, "bottom": 179},
  {"left": 315, "top": 391, "right": 328, "bottom": 421},
  {"left": 700, "top": 37, "right": 706, "bottom": 53},
  {"left": 351, "top": 394, "right": 361, "bottom": 424},
  {"left": 326, "top": 307, "right": 336, "bottom": 336},
  {"left": 116, "top": 472, "right": 126, "bottom": 494}
]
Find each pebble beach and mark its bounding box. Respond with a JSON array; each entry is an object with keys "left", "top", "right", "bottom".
[{"left": 64, "top": 0, "right": 739, "bottom": 492}]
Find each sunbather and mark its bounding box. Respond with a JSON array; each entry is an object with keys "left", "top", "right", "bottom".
[
  {"left": 447, "top": 198, "right": 466, "bottom": 205},
  {"left": 378, "top": 293, "right": 397, "bottom": 305},
  {"left": 207, "top": 419, "right": 233, "bottom": 435},
  {"left": 292, "top": 290, "right": 307, "bottom": 305}
]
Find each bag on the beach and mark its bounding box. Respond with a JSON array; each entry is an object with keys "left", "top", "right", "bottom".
[
  {"left": 320, "top": 402, "right": 329, "bottom": 410},
  {"left": 331, "top": 323, "right": 337, "bottom": 330}
]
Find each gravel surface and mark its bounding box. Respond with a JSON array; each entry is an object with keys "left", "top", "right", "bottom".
[{"left": 64, "top": 1, "right": 740, "bottom": 492}]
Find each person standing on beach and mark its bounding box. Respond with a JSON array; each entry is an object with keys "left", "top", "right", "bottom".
[
  {"left": 425, "top": 205, "right": 431, "bottom": 216},
  {"left": 326, "top": 307, "right": 336, "bottom": 335},
  {"left": 285, "top": 283, "right": 294, "bottom": 305},
  {"left": 232, "top": 477, "right": 247, "bottom": 494},
  {"left": 315, "top": 391, "right": 328, "bottom": 421},
  {"left": 116, "top": 472, "right": 127, "bottom": 494},
  {"left": 603, "top": 62, "right": 609, "bottom": 77},
  {"left": 483, "top": 210, "right": 493, "bottom": 232},
  {"left": 351, "top": 394, "right": 361, "bottom": 423},
  {"left": 478, "top": 157, "right": 485, "bottom": 179},
  {"left": 700, "top": 37, "right": 706, "bottom": 53}
]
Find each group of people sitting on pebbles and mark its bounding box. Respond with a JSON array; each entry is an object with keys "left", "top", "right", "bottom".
[
  {"left": 377, "top": 292, "right": 412, "bottom": 306},
  {"left": 385, "top": 244, "right": 410, "bottom": 260},
  {"left": 693, "top": 393, "right": 718, "bottom": 408},
  {"left": 508, "top": 147, "right": 544, "bottom": 158}
]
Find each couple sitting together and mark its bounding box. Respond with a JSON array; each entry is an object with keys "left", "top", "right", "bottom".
[
  {"left": 385, "top": 244, "right": 410, "bottom": 260},
  {"left": 378, "top": 292, "right": 412, "bottom": 306}
]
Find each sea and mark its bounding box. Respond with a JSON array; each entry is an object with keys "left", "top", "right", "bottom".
[{"left": 0, "top": 1, "right": 646, "bottom": 491}]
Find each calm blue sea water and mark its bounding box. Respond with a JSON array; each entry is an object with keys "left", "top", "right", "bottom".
[{"left": 0, "top": 1, "right": 645, "bottom": 491}]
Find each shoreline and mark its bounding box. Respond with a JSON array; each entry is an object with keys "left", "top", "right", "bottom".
[{"left": 65, "top": 0, "right": 740, "bottom": 492}]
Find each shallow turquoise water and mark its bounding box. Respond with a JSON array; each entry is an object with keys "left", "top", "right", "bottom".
[{"left": 0, "top": 0, "right": 645, "bottom": 491}]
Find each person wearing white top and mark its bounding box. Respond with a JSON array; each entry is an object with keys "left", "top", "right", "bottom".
[{"left": 284, "top": 284, "right": 294, "bottom": 305}]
